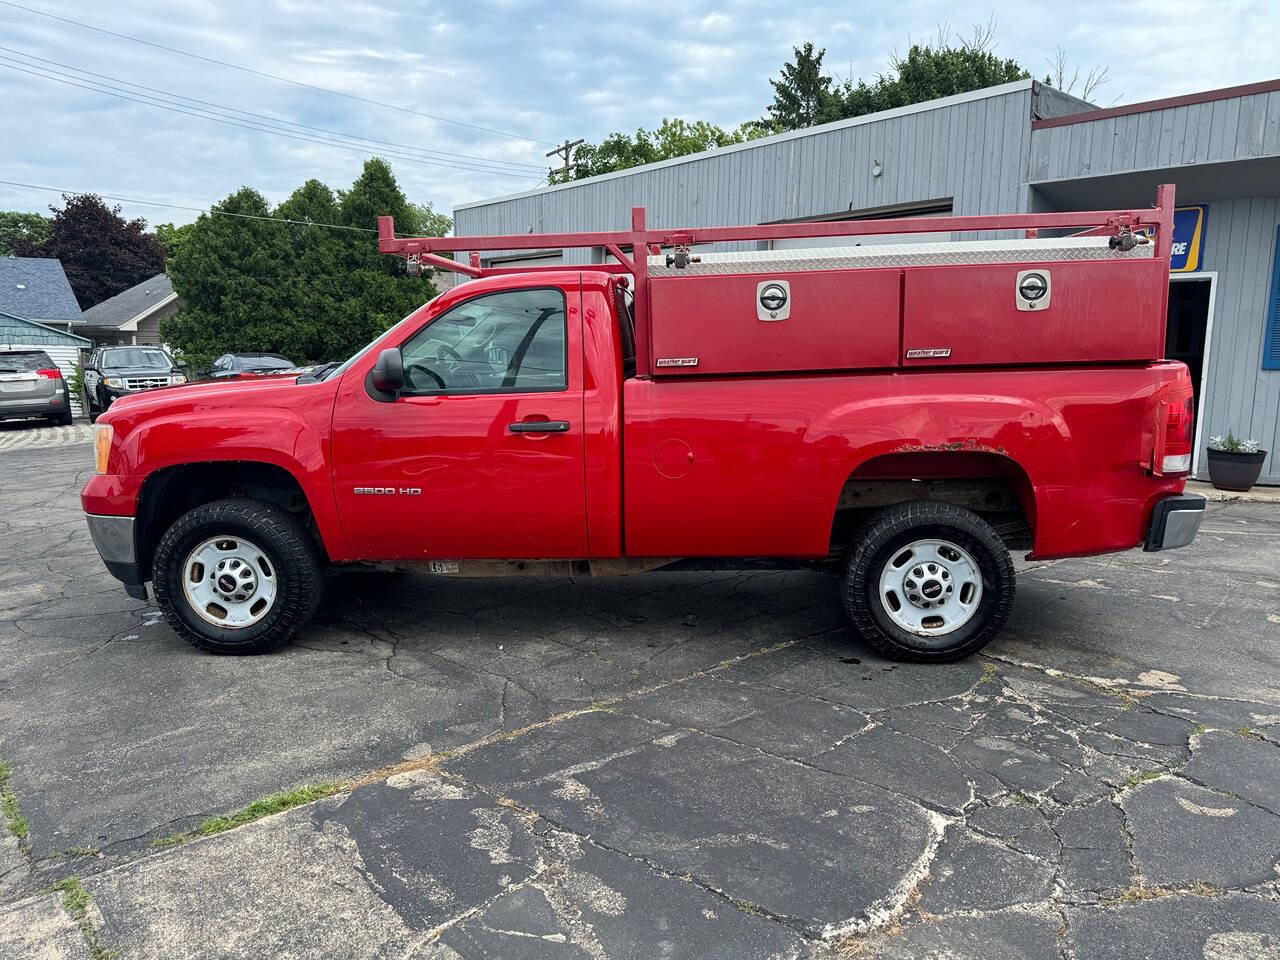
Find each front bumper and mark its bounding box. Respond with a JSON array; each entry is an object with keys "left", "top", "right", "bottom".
[
  {"left": 1144, "top": 494, "right": 1206, "bottom": 551},
  {"left": 85, "top": 513, "right": 148, "bottom": 599}
]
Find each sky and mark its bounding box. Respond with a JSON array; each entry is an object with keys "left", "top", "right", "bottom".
[{"left": 0, "top": 0, "right": 1275, "bottom": 230}]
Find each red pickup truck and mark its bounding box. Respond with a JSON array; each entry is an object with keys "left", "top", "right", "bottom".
[{"left": 82, "top": 185, "right": 1202, "bottom": 661}]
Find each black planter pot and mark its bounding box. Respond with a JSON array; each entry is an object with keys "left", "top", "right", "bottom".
[{"left": 1206, "top": 448, "right": 1268, "bottom": 492}]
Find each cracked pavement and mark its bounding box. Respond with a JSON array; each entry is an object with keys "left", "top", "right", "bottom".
[{"left": 2, "top": 423, "right": 1280, "bottom": 958}]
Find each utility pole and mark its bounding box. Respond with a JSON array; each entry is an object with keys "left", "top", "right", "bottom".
[{"left": 546, "top": 138, "right": 584, "bottom": 181}]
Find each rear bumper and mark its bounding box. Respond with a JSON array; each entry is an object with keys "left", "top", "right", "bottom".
[
  {"left": 1144, "top": 494, "right": 1205, "bottom": 552},
  {"left": 0, "top": 393, "right": 64, "bottom": 416},
  {"left": 85, "top": 513, "right": 148, "bottom": 599}
]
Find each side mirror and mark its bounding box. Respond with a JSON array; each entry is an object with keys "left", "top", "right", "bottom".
[{"left": 369, "top": 347, "right": 404, "bottom": 400}]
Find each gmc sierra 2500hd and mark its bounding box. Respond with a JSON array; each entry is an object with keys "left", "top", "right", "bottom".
[{"left": 82, "top": 185, "right": 1202, "bottom": 661}]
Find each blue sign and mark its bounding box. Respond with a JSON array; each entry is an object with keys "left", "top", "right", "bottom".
[{"left": 1170, "top": 205, "right": 1207, "bottom": 272}]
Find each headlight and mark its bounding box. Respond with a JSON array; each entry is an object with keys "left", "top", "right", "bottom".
[
  {"left": 93, "top": 423, "right": 114, "bottom": 475},
  {"left": 169, "top": 374, "right": 186, "bottom": 385},
  {"left": 104, "top": 376, "right": 123, "bottom": 389}
]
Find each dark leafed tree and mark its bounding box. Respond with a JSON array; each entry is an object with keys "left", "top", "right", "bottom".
[
  {"left": 762, "top": 42, "right": 835, "bottom": 132},
  {"left": 0, "top": 211, "right": 51, "bottom": 257},
  {"left": 13, "top": 195, "right": 166, "bottom": 309},
  {"left": 161, "top": 158, "right": 439, "bottom": 371}
]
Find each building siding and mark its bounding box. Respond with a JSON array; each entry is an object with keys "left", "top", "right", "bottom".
[
  {"left": 1197, "top": 196, "right": 1280, "bottom": 483},
  {"left": 1030, "top": 90, "right": 1280, "bottom": 181}
]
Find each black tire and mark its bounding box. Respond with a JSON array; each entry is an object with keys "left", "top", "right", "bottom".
[
  {"left": 153, "top": 498, "right": 322, "bottom": 654},
  {"left": 841, "top": 501, "right": 1015, "bottom": 662}
]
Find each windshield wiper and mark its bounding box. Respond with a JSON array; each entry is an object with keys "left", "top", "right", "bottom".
[{"left": 298, "top": 361, "right": 339, "bottom": 384}]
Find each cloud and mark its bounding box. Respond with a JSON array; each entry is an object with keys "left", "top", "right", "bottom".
[{"left": 0, "top": 0, "right": 1272, "bottom": 227}]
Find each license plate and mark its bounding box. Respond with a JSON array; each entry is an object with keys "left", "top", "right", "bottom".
[{"left": 0, "top": 382, "right": 31, "bottom": 393}]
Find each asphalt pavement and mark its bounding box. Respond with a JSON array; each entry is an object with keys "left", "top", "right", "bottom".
[{"left": 1, "top": 418, "right": 1278, "bottom": 959}]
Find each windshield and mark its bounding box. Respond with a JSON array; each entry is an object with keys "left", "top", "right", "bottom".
[
  {"left": 319, "top": 297, "right": 438, "bottom": 382},
  {"left": 102, "top": 348, "right": 171, "bottom": 369}
]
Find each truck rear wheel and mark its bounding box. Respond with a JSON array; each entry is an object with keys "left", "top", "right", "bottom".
[
  {"left": 842, "top": 501, "right": 1015, "bottom": 662},
  {"left": 153, "top": 498, "right": 322, "bottom": 654}
]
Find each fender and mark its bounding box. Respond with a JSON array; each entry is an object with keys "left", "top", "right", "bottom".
[{"left": 81, "top": 377, "right": 350, "bottom": 559}]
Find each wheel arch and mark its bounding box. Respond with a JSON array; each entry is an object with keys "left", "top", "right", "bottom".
[
  {"left": 828, "top": 451, "right": 1037, "bottom": 555},
  {"left": 135, "top": 461, "right": 330, "bottom": 582}
]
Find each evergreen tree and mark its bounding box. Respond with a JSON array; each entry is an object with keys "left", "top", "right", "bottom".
[
  {"left": 762, "top": 43, "right": 834, "bottom": 132},
  {"left": 161, "top": 159, "right": 439, "bottom": 370}
]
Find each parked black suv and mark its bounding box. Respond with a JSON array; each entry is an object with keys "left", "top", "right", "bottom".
[{"left": 85, "top": 346, "right": 185, "bottom": 420}]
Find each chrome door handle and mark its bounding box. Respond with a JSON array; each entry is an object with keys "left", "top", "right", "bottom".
[{"left": 508, "top": 420, "right": 570, "bottom": 434}]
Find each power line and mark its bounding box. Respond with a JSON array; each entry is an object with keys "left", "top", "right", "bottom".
[
  {"left": 0, "top": 60, "right": 538, "bottom": 179},
  {"left": 0, "top": 0, "right": 556, "bottom": 147},
  {"left": 0, "top": 45, "right": 546, "bottom": 174},
  {"left": 0, "top": 178, "right": 378, "bottom": 233}
]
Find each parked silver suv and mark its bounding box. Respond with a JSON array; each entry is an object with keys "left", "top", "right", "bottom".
[{"left": 0, "top": 350, "right": 72, "bottom": 425}]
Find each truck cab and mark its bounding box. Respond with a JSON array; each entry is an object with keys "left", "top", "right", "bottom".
[{"left": 81, "top": 187, "right": 1204, "bottom": 661}]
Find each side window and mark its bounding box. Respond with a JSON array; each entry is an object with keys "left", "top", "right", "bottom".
[{"left": 400, "top": 288, "right": 567, "bottom": 395}]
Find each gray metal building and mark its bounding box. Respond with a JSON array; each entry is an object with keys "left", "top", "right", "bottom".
[{"left": 455, "top": 77, "right": 1280, "bottom": 484}]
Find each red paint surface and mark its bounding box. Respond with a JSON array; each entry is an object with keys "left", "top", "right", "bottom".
[
  {"left": 902, "top": 259, "right": 1168, "bottom": 366},
  {"left": 649, "top": 269, "right": 901, "bottom": 376}
]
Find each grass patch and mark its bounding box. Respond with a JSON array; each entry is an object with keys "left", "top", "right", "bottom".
[
  {"left": 1190, "top": 724, "right": 1209, "bottom": 737},
  {"left": 0, "top": 761, "right": 29, "bottom": 849},
  {"left": 51, "top": 876, "right": 119, "bottom": 960},
  {"left": 979, "top": 663, "right": 1000, "bottom": 684},
  {"left": 153, "top": 782, "right": 340, "bottom": 848},
  {"left": 66, "top": 845, "right": 101, "bottom": 859},
  {"left": 1111, "top": 878, "right": 1169, "bottom": 903},
  {"left": 1237, "top": 725, "right": 1265, "bottom": 741},
  {"left": 1125, "top": 770, "right": 1162, "bottom": 789}
]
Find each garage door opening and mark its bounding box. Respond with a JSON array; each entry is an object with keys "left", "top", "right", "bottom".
[{"left": 1167, "top": 274, "right": 1215, "bottom": 475}]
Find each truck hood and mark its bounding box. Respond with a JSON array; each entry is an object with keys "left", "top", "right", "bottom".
[{"left": 101, "top": 372, "right": 311, "bottom": 421}]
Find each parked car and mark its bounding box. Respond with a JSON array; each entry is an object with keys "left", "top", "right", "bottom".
[
  {"left": 82, "top": 186, "right": 1203, "bottom": 660},
  {"left": 0, "top": 349, "right": 72, "bottom": 425},
  {"left": 205, "top": 353, "right": 297, "bottom": 379},
  {"left": 85, "top": 346, "right": 186, "bottom": 420}
]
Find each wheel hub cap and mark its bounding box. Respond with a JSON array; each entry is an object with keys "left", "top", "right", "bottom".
[
  {"left": 878, "top": 539, "right": 983, "bottom": 638},
  {"left": 182, "top": 536, "right": 277, "bottom": 629}
]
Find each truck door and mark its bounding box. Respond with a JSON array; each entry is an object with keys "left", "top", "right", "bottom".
[{"left": 329, "top": 283, "right": 588, "bottom": 560}]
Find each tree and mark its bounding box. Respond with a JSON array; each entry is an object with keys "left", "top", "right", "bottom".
[
  {"left": 552, "top": 117, "right": 767, "bottom": 183},
  {"left": 12, "top": 195, "right": 166, "bottom": 308},
  {"left": 155, "top": 222, "right": 195, "bottom": 263},
  {"left": 762, "top": 42, "right": 835, "bottom": 132},
  {"left": 161, "top": 158, "right": 439, "bottom": 371},
  {"left": 1043, "top": 45, "right": 1113, "bottom": 102},
  {"left": 0, "top": 211, "right": 50, "bottom": 256},
  {"left": 829, "top": 24, "right": 1030, "bottom": 122},
  {"left": 407, "top": 201, "right": 452, "bottom": 238}
]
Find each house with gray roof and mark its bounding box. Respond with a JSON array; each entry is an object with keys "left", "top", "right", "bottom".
[
  {"left": 78, "top": 274, "right": 179, "bottom": 346},
  {"left": 0, "top": 257, "right": 83, "bottom": 332}
]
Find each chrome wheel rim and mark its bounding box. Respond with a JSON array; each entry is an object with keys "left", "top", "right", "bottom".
[
  {"left": 181, "top": 535, "right": 278, "bottom": 629},
  {"left": 877, "top": 538, "right": 983, "bottom": 637}
]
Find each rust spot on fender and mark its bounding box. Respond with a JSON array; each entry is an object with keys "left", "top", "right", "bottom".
[{"left": 895, "top": 439, "right": 1007, "bottom": 455}]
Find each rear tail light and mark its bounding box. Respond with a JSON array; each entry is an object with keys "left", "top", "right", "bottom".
[
  {"left": 37, "top": 367, "right": 62, "bottom": 379},
  {"left": 1154, "top": 395, "right": 1194, "bottom": 475}
]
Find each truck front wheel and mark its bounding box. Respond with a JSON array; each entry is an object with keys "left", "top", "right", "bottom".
[
  {"left": 152, "top": 498, "right": 322, "bottom": 654},
  {"left": 842, "top": 501, "right": 1015, "bottom": 662}
]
